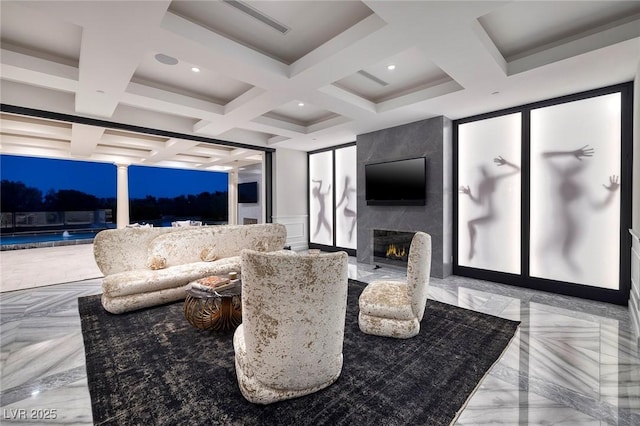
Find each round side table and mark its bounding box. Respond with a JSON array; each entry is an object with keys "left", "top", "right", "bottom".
[{"left": 184, "top": 280, "right": 242, "bottom": 331}]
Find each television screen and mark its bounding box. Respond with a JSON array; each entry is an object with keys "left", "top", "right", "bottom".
[
  {"left": 238, "top": 181, "right": 258, "bottom": 203},
  {"left": 365, "top": 157, "right": 426, "bottom": 205}
]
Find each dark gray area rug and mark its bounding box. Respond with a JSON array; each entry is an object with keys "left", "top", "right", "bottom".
[{"left": 79, "top": 280, "right": 519, "bottom": 426}]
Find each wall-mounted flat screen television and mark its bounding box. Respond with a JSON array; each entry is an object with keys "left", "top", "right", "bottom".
[
  {"left": 238, "top": 181, "right": 258, "bottom": 203},
  {"left": 365, "top": 157, "right": 426, "bottom": 206}
]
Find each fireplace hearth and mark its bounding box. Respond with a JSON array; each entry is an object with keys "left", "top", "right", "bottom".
[{"left": 373, "top": 230, "right": 415, "bottom": 267}]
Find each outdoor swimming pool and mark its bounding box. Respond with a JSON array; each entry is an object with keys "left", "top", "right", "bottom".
[{"left": 0, "top": 230, "right": 102, "bottom": 250}]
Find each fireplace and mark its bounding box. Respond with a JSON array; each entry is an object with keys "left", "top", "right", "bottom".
[{"left": 373, "top": 230, "right": 415, "bottom": 267}]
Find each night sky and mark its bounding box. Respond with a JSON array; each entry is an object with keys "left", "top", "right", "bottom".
[{"left": 0, "top": 155, "right": 228, "bottom": 199}]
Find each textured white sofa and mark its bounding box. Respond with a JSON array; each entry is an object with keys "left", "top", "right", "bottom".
[{"left": 93, "top": 223, "right": 287, "bottom": 314}]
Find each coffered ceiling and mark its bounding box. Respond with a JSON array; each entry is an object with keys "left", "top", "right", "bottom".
[{"left": 1, "top": 1, "right": 639, "bottom": 171}]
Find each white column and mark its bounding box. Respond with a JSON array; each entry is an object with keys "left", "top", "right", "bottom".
[
  {"left": 228, "top": 170, "right": 238, "bottom": 225},
  {"left": 116, "top": 164, "right": 130, "bottom": 229}
]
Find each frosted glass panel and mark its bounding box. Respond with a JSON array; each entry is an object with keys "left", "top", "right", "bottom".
[
  {"left": 458, "top": 113, "right": 521, "bottom": 273},
  {"left": 335, "top": 146, "right": 357, "bottom": 249},
  {"left": 309, "top": 151, "right": 334, "bottom": 246},
  {"left": 530, "top": 93, "right": 620, "bottom": 289}
]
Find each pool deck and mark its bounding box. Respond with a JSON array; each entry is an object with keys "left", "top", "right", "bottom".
[
  {"left": 0, "top": 244, "right": 103, "bottom": 293},
  {"left": 0, "top": 238, "right": 94, "bottom": 251}
]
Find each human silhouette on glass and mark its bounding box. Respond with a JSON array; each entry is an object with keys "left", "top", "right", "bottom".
[
  {"left": 459, "top": 156, "right": 520, "bottom": 261},
  {"left": 541, "top": 145, "right": 619, "bottom": 272},
  {"left": 336, "top": 175, "right": 357, "bottom": 242},
  {"left": 312, "top": 179, "right": 332, "bottom": 238}
]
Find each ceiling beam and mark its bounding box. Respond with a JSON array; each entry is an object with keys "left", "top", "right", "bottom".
[
  {"left": 142, "top": 138, "right": 200, "bottom": 164},
  {"left": 70, "top": 123, "right": 104, "bottom": 157}
]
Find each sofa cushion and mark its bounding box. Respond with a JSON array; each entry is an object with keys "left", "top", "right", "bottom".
[
  {"left": 93, "top": 227, "right": 178, "bottom": 276},
  {"left": 102, "top": 286, "right": 188, "bottom": 315},
  {"left": 103, "top": 256, "right": 241, "bottom": 297},
  {"left": 200, "top": 246, "right": 217, "bottom": 262},
  {"left": 147, "top": 224, "right": 286, "bottom": 268},
  {"left": 146, "top": 254, "right": 167, "bottom": 270}
]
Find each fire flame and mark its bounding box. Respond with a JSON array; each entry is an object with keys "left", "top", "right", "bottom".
[{"left": 386, "top": 244, "right": 407, "bottom": 259}]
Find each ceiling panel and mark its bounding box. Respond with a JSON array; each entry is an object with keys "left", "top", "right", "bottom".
[
  {"left": 190, "top": 143, "right": 235, "bottom": 156},
  {"left": 1, "top": 134, "right": 71, "bottom": 151},
  {"left": 168, "top": 0, "right": 373, "bottom": 63},
  {"left": 0, "top": 1, "right": 81, "bottom": 66},
  {"left": 265, "top": 101, "right": 338, "bottom": 126},
  {"left": 0, "top": 114, "right": 71, "bottom": 140},
  {"left": 132, "top": 51, "right": 253, "bottom": 104},
  {"left": 217, "top": 128, "right": 276, "bottom": 146},
  {"left": 94, "top": 144, "right": 153, "bottom": 158},
  {"left": 333, "top": 47, "right": 453, "bottom": 103},
  {"left": 479, "top": 1, "right": 640, "bottom": 60}
]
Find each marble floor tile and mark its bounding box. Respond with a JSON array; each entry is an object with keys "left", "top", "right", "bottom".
[
  {"left": 455, "top": 374, "right": 613, "bottom": 426},
  {"left": 1, "top": 377, "right": 93, "bottom": 425},
  {"left": 2, "top": 332, "right": 86, "bottom": 390},
  {"left": 0, "top": 251, "right": 638, "bottom": 425}
]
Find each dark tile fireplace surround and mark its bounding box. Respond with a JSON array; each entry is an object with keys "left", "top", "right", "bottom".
[
  {"left": 357, "top": 115, "right": 452, "bottom": 279},
  {"left": 373, "top": 230, "right": 415, "bottom": 267}
]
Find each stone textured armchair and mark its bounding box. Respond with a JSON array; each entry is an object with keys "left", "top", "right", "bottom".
[
  {"left": 233, "top": 249, "right": 348, "bottom": 404},
  {"left": 358, "top": 231, "right": 432, "bottom": 339}
]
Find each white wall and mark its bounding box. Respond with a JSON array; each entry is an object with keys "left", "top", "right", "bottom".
[
  {"left": 442, "top": 117, "right": 453, "bottom": 276},
  {"left": 633, "top": 61, "right": 640, "bottom": 234},
  {"left": 273, "top": 148, "right": 308, "bottom": 250}
]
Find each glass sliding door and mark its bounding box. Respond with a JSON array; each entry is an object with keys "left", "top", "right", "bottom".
[
  {"left": 457, "top": 113, "right": 522, "bottom": 274},
  {"left": 308, "top": 143, "right": 357, "bottom": 253},
  {"left": 454, "top": 83, "right": 631, "bottom": 305},
  {"left": 309, "top": 150, "right": 334, "bottom": 246},
  {"left": 530, "top": 93, "right": 621, "bottom": 289},
  {"left": 335, "top": 145, "right": 357, "bottom": 250}
]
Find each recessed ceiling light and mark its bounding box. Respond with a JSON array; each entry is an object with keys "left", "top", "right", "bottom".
[
  {"left": 191, "top": 67, "right": 200, "bottom": 73},
  {"left": 387, "top": 64, "right": 396, "bottom": 71},
  {"left": 96, "top": 90, "right": 105, "bottom": 94},
  {"left": 298, "top": 102, "right": 305, "bottom": 107},
  {"left": 491, "top": 91, "right": 500, "bottom": 95},
  {"left": 155, "top": 53, "right": 178, "bottom": 66}
]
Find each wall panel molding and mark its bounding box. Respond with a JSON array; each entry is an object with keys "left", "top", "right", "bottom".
[
  {"left": 630, "top": 229, "right": 640, "bottom": 344},
  {"left": 273, "top": 215, "right": 309, "bottom": 251}
]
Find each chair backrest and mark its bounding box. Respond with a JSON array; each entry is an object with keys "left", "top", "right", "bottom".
[
  {"left": 406, "top": 232, "right": 432, "bottom": 321},
  {"left": 240, "top": 249, "right": 349, "bottom": 390}
]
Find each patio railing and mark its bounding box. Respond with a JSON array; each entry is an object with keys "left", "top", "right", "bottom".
[{"left": 0, "top": 210, "right": 112, "bottom": 232}]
